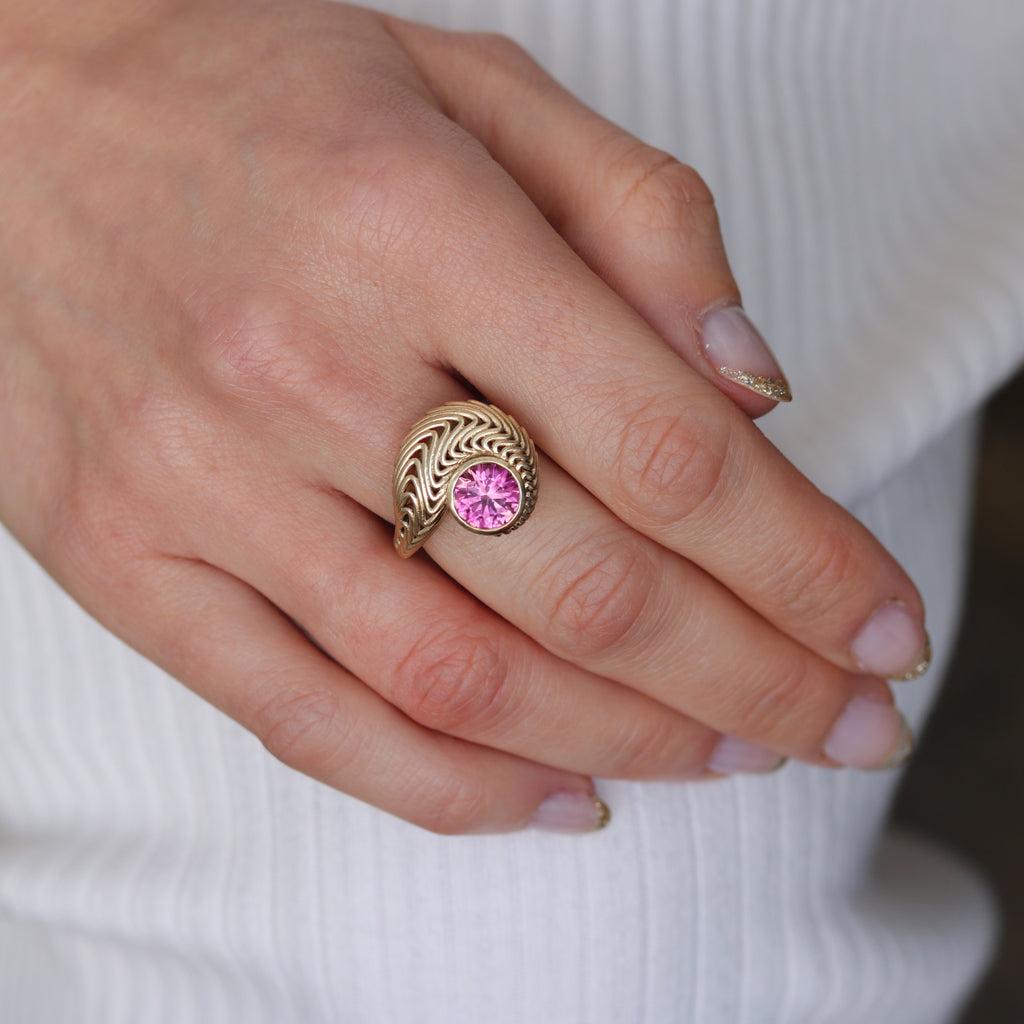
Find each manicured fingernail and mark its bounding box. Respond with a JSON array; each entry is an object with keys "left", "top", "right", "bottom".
[
  {"left": 893, "top": 635, "right": 932, "bottom": 682},
  {"left": 850, "top": 601, "right": 931, "bottom": 680},
  {"left": 871, "top": 714, "right": 915, "bottom": 771},
  {"left": 700, "top": 306, "right": 792, "bottom": 402},
  {"left": 529, "top": 791, "right": 611, "bottom": 834},
  {"left": 824, "top": 696, "right": 914, "bottom": 770},
  {"left": 707, "top": 735, "right": 787, "bottom": 775}
]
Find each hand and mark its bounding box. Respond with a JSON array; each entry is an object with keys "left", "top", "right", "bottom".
[{"left": 0, "top": 0, "right": 929, "bottom": 833}]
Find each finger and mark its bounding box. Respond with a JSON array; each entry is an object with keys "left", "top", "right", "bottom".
[
  {"left": 188, "top": 467, "right": 784, "bottom": 781},
  {"left": 292, "top": 103, "right": 928, "bottom": 684},
  {"left": 215, "top": 338, "right": 908, "bottom": 772},
  {"left": 84, "top": 550, "right": 610, "bottom": 835},
  {"left": 194, "top": 283, "right": 921, "bottom": 757},
  {"left": 307, "top": 392, "right": 906, "bottom": 770},
  {"left": 386, "top": 21, "right": 790, "bottom": 416},
  {"left": 425, "top": 455, "right": 911, "bottom": 771},
  {"left": 461, "top": 301, "right": 927, "bottom": 683}
]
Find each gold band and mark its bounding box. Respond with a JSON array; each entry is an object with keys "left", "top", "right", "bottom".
[{"left": 392, "top": 400, "right": 539, "bottom": 558}]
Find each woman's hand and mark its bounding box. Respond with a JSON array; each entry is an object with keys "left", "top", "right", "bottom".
[{"left": 0, "top": 0, "right": 928, "bottom": 833}]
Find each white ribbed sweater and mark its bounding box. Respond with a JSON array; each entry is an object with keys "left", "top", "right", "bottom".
[{"left": 3, "top": 2, "right": 1024, "bottom": 1021}]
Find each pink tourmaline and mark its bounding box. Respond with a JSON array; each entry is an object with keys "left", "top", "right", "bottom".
[{"left": 452, "top": 462, "right": 521, "bottom": 530}]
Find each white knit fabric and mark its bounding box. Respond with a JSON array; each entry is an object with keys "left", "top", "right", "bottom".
[{"left": 2, "top": 1, "right": 1023, "bottom": 1021}]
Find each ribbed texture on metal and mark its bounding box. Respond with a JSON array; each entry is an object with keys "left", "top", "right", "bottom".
[{"left": 2, "top": 1, "right": 1020, "bottom": 1020}]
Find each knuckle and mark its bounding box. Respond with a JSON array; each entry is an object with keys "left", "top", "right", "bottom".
[
  {"left": 410, "top": 770, "right": 492, "bottom": 836},
  {"left": 336, "top": 131, "right": 448, "bottom": 231},
  {"left": 732, "top": 659, "right": 818, "bottom": 741},
  {"left": 545, "top": 535, "right": 657, "bottom": 661},
  {"left": 196, "top": 294, "right": 325, "bottom": 404},
  {"left": 764, "top": 523, "right": 860, "bottom": 623},
  {"left": 603, "top": 711, "right": 706, "bottom": 780},
  {"left": 614, "top": 398, "right": 736, "bottom": 530},
  {"left": 461, "top": 31, "right": 533, "bottom": 69},
  {"left": 606, "top": 143, "right": 718, "bottom": 237},
  {"left": 391, "top": 625, "right": 514, "bottom": 735},
  {"left": 339, "top": 128, "right": 479, "bottom": 228},
  {"left": 320, "top": 129, "right": 499, "bottom": 298},
  {"left": 250, "top": 679, "right": 351, "bottom": 771}
]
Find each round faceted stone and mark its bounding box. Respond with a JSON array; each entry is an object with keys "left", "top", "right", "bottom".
[{"left": 451, "top": 461, "right": 521, "bottom": 531}]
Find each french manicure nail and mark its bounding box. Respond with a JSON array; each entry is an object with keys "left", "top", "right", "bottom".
[
  {"left": 850, "top": 601, "right": 931, "bottom": 680},
  {"left": 529, "top": 791, "right": 611, "bottom": 834},
  {"left": 700, "top": 306, "right": 792, "bottom": 402},
  {"left": 893, "top": 635, "right": 932, "bottom": 682},
  {"left": 872, "top": 715, "right": 915, "bottom": 771},
  {"left": 824, "top": 695, "right": 914, "bottom": 770},
  {"left": 707, "top": 735, "right": 787, "bottom": 775}
]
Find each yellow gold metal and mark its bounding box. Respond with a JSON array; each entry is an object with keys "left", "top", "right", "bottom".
[
  {"left": 718, "top": 366, "right": 793, "bottom": 402},
  {"left": 873, "top": 714, "right": 915, "bottom": 771},
  {"left": 893, "top": 634, "right": 932, "bottom": 682},
  {"left": 393, "top": 400, "right": 539, "bottom": 558},
  {"left": 592, "top": 795, "right": 612, "bottom": 830}
]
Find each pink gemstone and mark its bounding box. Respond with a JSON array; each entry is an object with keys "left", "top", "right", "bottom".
[{"left": 452, "top": 462, "right": 521, "bottom": 531}]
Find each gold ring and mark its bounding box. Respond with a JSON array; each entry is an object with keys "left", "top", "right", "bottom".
[{"left": 392, "top": 400, "right": 539, "bottom": 558}]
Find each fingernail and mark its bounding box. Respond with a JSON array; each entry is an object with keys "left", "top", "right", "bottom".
[
  {"left": 872, "top": 715, "right": 915, "bottom": 771},
  {"left": 893, "top": 635, "right": 932, "bottom": 682},
  {"left": 707, "top": 735, "right": 787, "bottom": 775},
  {"left": 700, "top": 306, "right": 792, "bottom": 402},
  {"left": 529, "top": 791, "right": 611, "bottom": 834},
  {"left": 850, "top": 601, "right": 931, "bottom": 680},
  {"left": 824, "top": 695, "right": 914, "bottom": 770}
]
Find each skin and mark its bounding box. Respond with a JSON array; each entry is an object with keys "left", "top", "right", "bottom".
[{"left": 0, "top": 0, "right": 923, "bottom": 833}]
